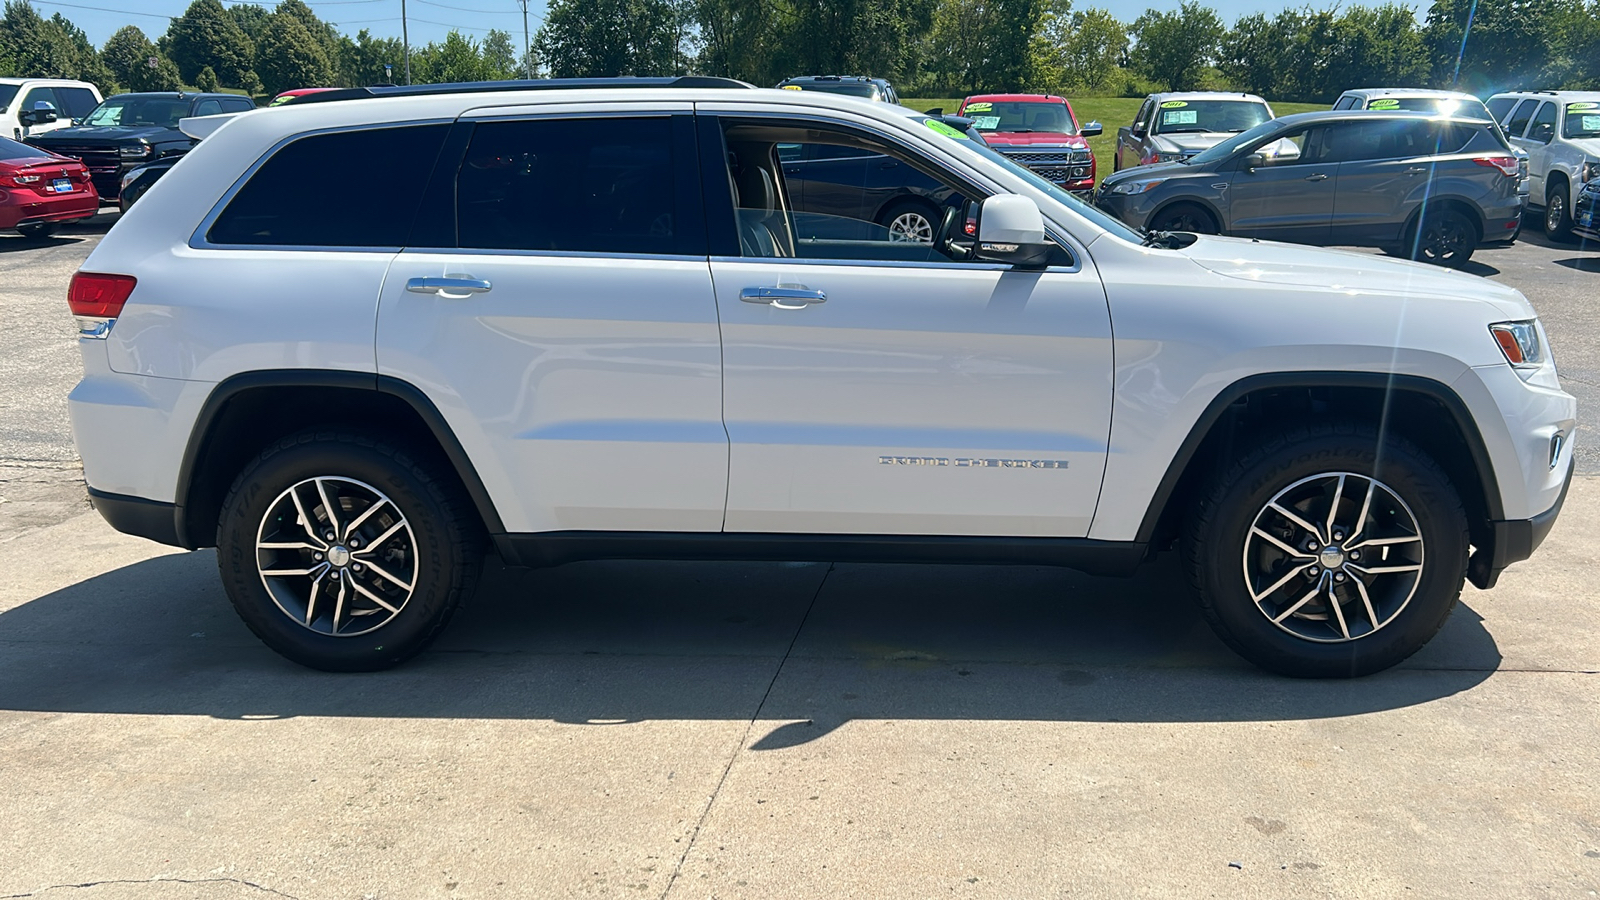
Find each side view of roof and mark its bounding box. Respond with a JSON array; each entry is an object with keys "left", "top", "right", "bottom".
[{"left": 290, "top": 76, "right": 753, "bottom": 105}]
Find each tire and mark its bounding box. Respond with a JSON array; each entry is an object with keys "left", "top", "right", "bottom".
[
  {"left": 17, "top": 222, "right": 58, "bottom": 238},
  {"left": 1182, "top": 422, "right": 1469, "bottom": 678},
  {"left": 1406, "top": 208, "right": 1476, "bottom": 268},
  {"left": 1543, "top": 182, "right": 1574, "bottom": 242},
  {"left": 879, "top": 199, "right": 939, "bottom": 244},
  {"left": 216, "top": 431, "right": 483, "bottom": 671},
  {"left": 1149, "top": 202, "right": 1218, "bottom": 234}
]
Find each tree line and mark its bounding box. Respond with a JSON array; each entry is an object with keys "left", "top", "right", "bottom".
[{"left": 0, "top": 0, "right": 1595, "bottom": 104}]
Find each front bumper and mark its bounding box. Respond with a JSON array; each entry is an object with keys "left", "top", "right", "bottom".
[
  {"left": 1470, "top": 463, "right": 1570, "bottom": 589},
  {"left": 1574, "top": 190, "right": 1599, "bottom": 241}
]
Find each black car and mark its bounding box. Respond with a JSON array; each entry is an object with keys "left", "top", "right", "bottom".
[
  {"left": 1573, "top": 179, "right": 1600, "bottom": 242},
  {"left": 776, "top": 75, "right": 898, "bottom": 104},
  {"left": 25, "top": 92, "right": 254, "bottom": 199},
  {"left": 117, "top": 155, "right": 180, "bottom": 212}
]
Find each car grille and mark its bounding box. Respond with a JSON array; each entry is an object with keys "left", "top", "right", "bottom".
[
  {"left": 42, "top": 146, "right": 122, "bottom": 197},
  {"left": 999, "top": 148, "right": 1092, "bottom": 184}
]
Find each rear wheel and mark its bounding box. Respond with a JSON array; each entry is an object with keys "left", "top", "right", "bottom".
[
  {"left": 1544, "top": 183, "right": 1574, "bottom": 241},
  {"left": 1183, "top": 423, "right": 1469, "bottom": 678},
  {"left": 880, "top": 200, "right": 939, "bottom": 244},
  {"left": 1407, "top": 209, "right": 1476, "bottom": 267},
  {"left": 1149, "top": 203, "right": 1218, "bottom": 234},
  {"left": 216, "top": 431, "right": 482, "bottom": 671},
  {"left": 17, "top": 222, "right": 58, "bottom": 238}
]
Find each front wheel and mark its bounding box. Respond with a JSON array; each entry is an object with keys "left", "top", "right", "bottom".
[
  {"left": 216, "top": 432, "right": 483, "bottom": 671},
  {"left": 1183, "top": 423, "right": 1469, "bottom": 678},
  {"left": 1149, "top": 203, "right": 1218, "bottom": 234},
  {"left": 1544, "top": 184, "right": 1574, "bottom": 241}
]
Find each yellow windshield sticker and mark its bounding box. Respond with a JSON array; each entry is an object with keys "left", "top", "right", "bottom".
[
  {"left": 1567, "top": 101, "right": 1599, "bottom": 112},
  {"left": 964, "top": 102, "right": 993, "bottom": 112},
  {"left": 923, "top": 119, "right": 970, "bottom": 140},
  {"left": 1368, "top": 98, "right": 1402, "bottom": 109},
  {"left": 781, "top": 84, "right": 803, "bottom": 90},
  {"left": 1159, "top": 100, "right": 1188, "bottom": 108}
]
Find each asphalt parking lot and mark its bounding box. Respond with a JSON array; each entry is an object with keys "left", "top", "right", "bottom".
[{"left": 1, "top": 213, "right": 1597, "bottom": 899}]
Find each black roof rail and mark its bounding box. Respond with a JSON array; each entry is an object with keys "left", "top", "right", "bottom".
[{"left": 287, "top": 76, "right": 753, "bottom": 105}]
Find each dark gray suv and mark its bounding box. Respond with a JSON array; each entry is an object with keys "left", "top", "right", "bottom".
[{"left": 1096, "top": 110, "right": 1527, "bottom": 267}]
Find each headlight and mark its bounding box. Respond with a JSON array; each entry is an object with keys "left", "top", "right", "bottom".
[
  {"left": 1109, "top": 178, "right": 1167, "bottom": 195},
  {"left": 119, "top": 142, "right": 150, "bottom": 159},
  {"left": 120, "top": 166, "right": 144, "bottom": 190},
  {"left": 1583, "top": 161, "right": 1600, "bottom": 183},
  {"left": 1489, "top": 321, "right": 1545, "bottom": 377}
]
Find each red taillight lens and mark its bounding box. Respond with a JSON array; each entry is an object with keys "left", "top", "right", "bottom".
[
  {"left": 68, "top": 272, "right": 137, "bottom": 318},
  {"left": 1474, "top": 156, "right": 1520, "bottom": 177}
]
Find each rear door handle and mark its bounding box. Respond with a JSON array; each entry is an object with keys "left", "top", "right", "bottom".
[
  {"left": 406, "top": 275, "right": 492, "bottom": 299},
  {"left": 740, "top": 285, "right": 827, "bottom": 309},
  {"left": 1304, "top": 173, "right": 1329, "bottom": 182},
  {"left": 1404, "top": 166, "right": 1427, "bottom": 175}
]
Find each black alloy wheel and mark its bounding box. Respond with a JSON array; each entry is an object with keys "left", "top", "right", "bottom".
[
  {"left": 1408, "top": 209, "right": 1476, "bottom": 268},
  {"left": 1150, "top": 203, "right": 1218, "bottom": 235}
]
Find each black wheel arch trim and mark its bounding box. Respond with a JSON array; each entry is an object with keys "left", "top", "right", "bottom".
[
  {"left": 1148, "top": 197, "right": 1223, "bottom": 233},
  {"left": 1401, "top": 195, "right": 1487, "bottom": 246},
  {"left": 1133, "top": 370, "right": 1506, "bottom": 542},
  {"left": 172, "top": 369, "right": 506, "bottom": 547}
]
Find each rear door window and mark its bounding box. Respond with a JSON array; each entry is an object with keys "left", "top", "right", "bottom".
[
  {"left": 207, "top": 124, "right": 449, "bottom": 247},
  {"left": 222, "top": 98, "right": 255, "bottom": 113},
  {"left": 193, "top": 99, "right": 224, "bottom": 117},
  {"left": 455, "top": 115, "right": 702, "bottom": 256},
  {"left": 1505, "top": 99, "right": 1539, "bottom": 137},
  {"left": 1527, "top": 102, "right": 1557, "bottom": 144}
]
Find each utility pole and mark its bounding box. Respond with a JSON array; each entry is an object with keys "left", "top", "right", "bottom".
[
  {"left": 518, "top": 0, "right": 532, "bottom": 79},
  {"left": 401, "top": 0, "right": 412, "bottom": 84}
]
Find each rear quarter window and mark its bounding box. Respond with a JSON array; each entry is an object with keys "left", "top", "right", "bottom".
[{"left": 207, "top": 124, "right": 449, "bottom": 247}]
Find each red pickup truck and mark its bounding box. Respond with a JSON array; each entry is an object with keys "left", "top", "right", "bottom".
[{"left": 955, "top": 93, "right": 1102, "bottom": 195}]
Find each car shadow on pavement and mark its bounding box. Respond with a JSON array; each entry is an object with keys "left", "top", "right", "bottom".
[
  {"left": 1553, "top": 257, "right": 1599, "bottom": 272},
  {"left": 0, "top": 234, "right": 84, "bottom": 253},
  {"left": 0, "top": 549, "right": 1500, "bottom": 742}
]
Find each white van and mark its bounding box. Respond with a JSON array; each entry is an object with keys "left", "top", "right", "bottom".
[{"left": 0, "top": 77, "right": 103, "bottom": 141}]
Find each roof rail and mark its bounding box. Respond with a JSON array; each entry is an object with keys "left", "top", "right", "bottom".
[{"left": 287, "top": 76, "right": 753, "bottom": 105}]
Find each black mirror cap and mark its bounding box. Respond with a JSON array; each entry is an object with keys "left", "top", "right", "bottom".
[{"left": 1244, "top": 152, "right": 1266, "bottom": 170}]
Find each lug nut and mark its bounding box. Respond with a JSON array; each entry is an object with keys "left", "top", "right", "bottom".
[
  {"left": 325, "top": 532, "right": 336, "bottom": 542},
  {"left": 1350, "top": 549, "right": 1361, "bottom": 560},
  {"left": 352, "top": 563, "right": 363, "bottom": 572},
  {"left": 313, "top": 552, "right": 323, "bottom": 561},
  {"left": 349, "top": 537, "right": 360, "bottom": 548},
  {"left": 329, "top": 570, "right": 340, "bottom": 580},
  {"left": 1307, "top": 566, "right": 1321, "bottom": 577},
  {"left": 1306, "top": 541, "right": 1320, "bottom": 552},
  {"left": 1332, "top": 529, "right": 1344, "bottom": 541},
  {"left": 1334, "top": 572, "right": 1347, "bottom": 583}
]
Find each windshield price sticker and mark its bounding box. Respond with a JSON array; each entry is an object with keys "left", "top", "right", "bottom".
[
  {"left": 1567, "top": 101, "right": 1599, "bottom": 112},
  {"left": 1369, "top": 98, "right": 1402, "bottom": 109},
  {"left": 971, "top": 115, "right": 1001, "bottom": 129},
  {"left": 922, "top": 118, "right": 970, "bottom": 140},
  {"left": 781, "top": 84, "right": 803, "bottom": 90},
  {"left": 1583, "top": 115, "right": 1600, "bottom": 131},
  {"left": 1160, "top": 100, "right": 1189, "bottom": 108},
  {"left": 1162, "top": 109, "right": 1199, "bottom": 125},
  {"left": 964, "top": 102, "right": 993, "bottom": 112}
]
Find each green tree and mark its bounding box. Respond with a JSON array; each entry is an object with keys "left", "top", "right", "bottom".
[
  {"left": 482, "top": 28, "right": 519, "bottom": 80},
  {"left": 227, "top": 3, "right": 272, "bottom": 47},
  {"left": 0, "top": 4, "right": 116, "bottom": 93},
  {"left": 1422, "top": 0, "right": 1567, "bottom": 91},
  {"left": 254, "top": 8, "right": 333, "bottom": 96},
  {"left": 412, "top": 30, "right": 488, "bottom": 83},
  {"left": 335, "top": 28, "right": 404, "bottom": 86},
  {"left": 101, "top": 25, "right": 154, "bottom": 88},
  {"left": 1034, "top": 3, "right": 1128, "bottom": 94},
  {"left": 1130, "top": 0, "right": 1224, "bottom": 91},
  {"left": 195, "top": 64, "right": 219, "bottom": 92},
  {"left": 536, "top": 0, "right": 685, "bottom": 77},
  {"left": 920, "top": 0, "right": 1041, "bottom": 95},
  {"left": 694, "top": 0, "right": 779, "bottom": 82},
  {"left": 167, "top": 0, "right": 254, "bottom": 86}
]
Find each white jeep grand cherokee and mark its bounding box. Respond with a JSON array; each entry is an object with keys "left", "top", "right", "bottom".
[{"left": 68, "top": 78, "right": 1575, "bottom": 677}]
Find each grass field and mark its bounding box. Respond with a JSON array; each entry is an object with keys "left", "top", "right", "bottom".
[{"left": 906, "top": 97, "right": 1328, "bottom": 185}]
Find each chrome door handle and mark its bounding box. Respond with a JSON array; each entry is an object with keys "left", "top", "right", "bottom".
[
  {"left": 740, "top": 286, "right": 827, "bottom": 309},
  {"left": 1304, "top": 173, "right": 1329, "bottom": 182},
  {"left": 406, "top": 275, "right": 492, "bottom": 299},
  {"left": 1404, "top": 166, "right": 1427, "bottom": 175}
]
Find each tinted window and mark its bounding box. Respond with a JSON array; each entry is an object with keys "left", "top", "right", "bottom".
[
  {"left": 0, "top": 135, "right": 49, "bottom": 160},
  {"left": 222, "top": 98, "right": 255, "bottom": 113},
  {"left": 0, "top": 85, "right": 17, "bottom": 113},
  {"left": 56, "top": 87, "right": 99, "bottom": 119},
  {"left": 1505, "top": 99, "right": 1539, "bottom": 136},
  {"left": 1134, "top": 101, "right": 1153, "bottom": 131},
  {"left": 22, "top": 87, "right": 57, "bottom": 112},
  {"left": 1332, "top": 96, "right": 1357, "bottom": 110},
  {"left": 209, "top": 124, "right": 448, "bottom": 246},
  {"left": 84, "top": 96, "right": 190, "bottom": 127},
  {"left": 194, "top": 99, "right": 224, "bottom": 117},
  {"left": 1326, "top": 119, "right": 1474, "bottom": 162},
  {"left": 457, "top": 116, "right": 690, "bottom": 255},
  {"left": 1527, "top": 102, "right": 1557, "bottom": 144},
  {"left": 784, "top": 81, "right": 878, "bottom": 98},
  {"left": 1486, "top": 96, "right": 1517, "bottom": 123}
]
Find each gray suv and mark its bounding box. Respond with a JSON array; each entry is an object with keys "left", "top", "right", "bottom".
[{"left": 1096, "top": 110, "right": 1527, "bottom": 267}]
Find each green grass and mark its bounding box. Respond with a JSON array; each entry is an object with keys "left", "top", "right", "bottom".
[{"left": 906, "top": 96, "right": 1326, "bottom": 185}]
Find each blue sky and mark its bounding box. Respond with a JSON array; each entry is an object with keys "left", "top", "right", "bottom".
[{"left": 42, "top": 0, "right": 1422, "bottom": 52}]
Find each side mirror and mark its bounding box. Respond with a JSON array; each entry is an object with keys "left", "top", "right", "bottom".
[
  {"left": 1131, "top": 125, "right": 1146, "bottom": 138},
  {"left": 974, "top": 194, "right": 1052, "bottom": 268},
  {"left": 23, "top": 101, "right": 59, "bottom": 126},
  {"left": 1081, "top": 120, "right": 1103, "bottom": 137},
  {"left": 925, "top": 107, "right": 944, "bottom": 116},
  {"left": 1244, "top": 152, "right": 1266, "bottom": 171}
]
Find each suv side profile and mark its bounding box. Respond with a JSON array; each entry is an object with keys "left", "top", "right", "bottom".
[
  {"left": 1485, "top": 90, "right": 1600, "bottom": 240},
  {"left": 0, "top": 77, "right": 102, "bottom": 141},
  {"left": 70, "top": 78, "right": 1574, "bottom": 678}
]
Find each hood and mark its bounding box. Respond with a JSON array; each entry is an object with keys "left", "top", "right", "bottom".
[
  {"left": 30, "top": 124, "right": 174, "bottom": 143},
  {"left": 1181, "top": 234, "right": 1534, "bottom": 317},
  {"left": 984, "top": 132, "right": 1087, "bottom": 148},
  {"left": 1152, "top": 133, "right": 1234, "bottom": 153},
  {"left": 1568, "top": 137, "right": 1600, "bottom": 159},
  {"left": 1099, "top": 160, "right": 1195, "bottom": 188}
]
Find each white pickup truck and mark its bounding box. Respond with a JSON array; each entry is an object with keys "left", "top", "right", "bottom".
[
  {"left": 1114, "top": 92, "right": 1275, "bottom": 171},
  {"left": 1487, "top": 90, "right": 1600, "bottom": 239},
  {"left": 0, "top": 77, "right": 101, "bottom": 141}
]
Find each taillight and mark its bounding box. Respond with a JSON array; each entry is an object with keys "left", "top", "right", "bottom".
[
  {"left": 67, "top": 272, "right": 137, "bottom": 318},
  {"left": 1474, "top": 156, "right": 1520, "bottom": 177},
  {"left": 6, "top": 172, "right": 41, "bottom": 186}
]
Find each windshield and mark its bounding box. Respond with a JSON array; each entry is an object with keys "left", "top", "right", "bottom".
[
  {"left": 1153, "top": 100, "right": 1271, "bottom": 135},
  {"left": 962, "top": 100, "right": 1077, "bottom": 135},
  {"left": 82, "top": 97, "right": 189, "bottom": 128},
  {"left": 0, "top": 85, "right": 17, "bottom": 113},
  {"left": 1182, "top": 118, "right": 1284, "bottom": 167},
  {"left": 1563, "top": 101, "right": 1600, "bottom": 138},
  {"left": 786, "top": 82, "right": 879, "bottom": 99},
  {"left": 0, "top": 135, "right": 49, "bottom": 160},
  {"left": 948, "top": 134, "right": 1143, "bottom": 242},
  {"left": 1365, "top": 96, "right": 1491, "bottom": 119}
]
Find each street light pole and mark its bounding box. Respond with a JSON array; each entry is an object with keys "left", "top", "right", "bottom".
[
  {"left": 401, "top": 0, "right": 412, "bottom": 84},
  {"left": 518, "top": 0, "right": 532, "bottom": 79}
]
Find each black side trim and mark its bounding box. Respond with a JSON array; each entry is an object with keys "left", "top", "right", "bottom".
[
  {"left": 494, "top": 531, "right": 1148, "bottom": 577},
  {"left": 88, "top": 488, "right": 183, "bottom": 547},
  {"left": 173, "top": 370, "right": 505, "bottom": 546},
  {"left": 1469, "top": 464, "right": 1571, "bottom": 590},
  {"left": 1134, "top": 371, "right": 1505, "bottom": 545}
]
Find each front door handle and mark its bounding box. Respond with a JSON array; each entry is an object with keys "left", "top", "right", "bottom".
[
  {"left": 740, "top": 285, "right": 827, "bottom": 309},
  {"left": 1403, "top": 166, "right": 1427, "bottom": 175},
  {"left": 406, "top": 275, "right": 492, "bottom": 299},
  {"left": 1304, "top": 173, "right": 1329, "bottom": 182}
]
